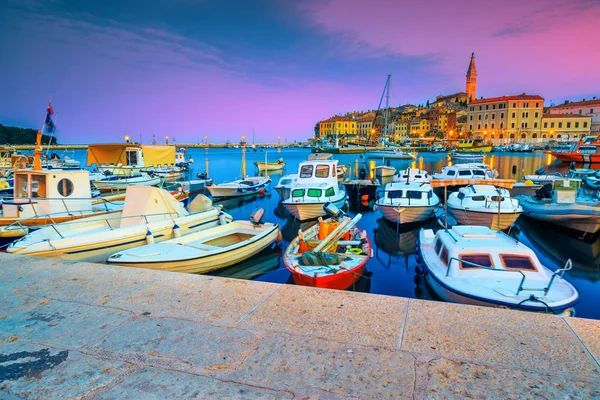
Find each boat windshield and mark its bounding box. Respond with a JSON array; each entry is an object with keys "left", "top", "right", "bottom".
[
  {"left": 300, "top": 165, "right": 313, "bottom": 178},
  {"left": 500, "top": 255, "right": 537, "bottom": 271},
  {"left": 388, "top": 190, "right": 404, "bottom": 199},
  {"left": 315, "top": 165, "right": 330, "bottom": 178},
  {"left": 459, "top": 254, "right": 494, "bottom": 269}
]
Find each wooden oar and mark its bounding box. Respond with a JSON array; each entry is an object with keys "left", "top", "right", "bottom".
[{"left": 314, "top": 214, "right": 362, "bottom": 253}]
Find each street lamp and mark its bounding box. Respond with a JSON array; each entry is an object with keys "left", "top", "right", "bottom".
[
  {"left": 165, "top": 135, "right": 169, "bottom": 144},
  {"left": 277, "top": 135, "right": 281, "bottom": 145},
  {"left": 124, "top": 135, "right": 130, "bottom": 144},
  {"left": 241, "top": 135, "right": 246, "bottom": 144},
  {"left": 204, "top": 135, "right": 208, "bottom": 145}
]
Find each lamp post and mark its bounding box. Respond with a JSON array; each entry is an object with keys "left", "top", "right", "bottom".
[
  {"left": 277, "top": 135, "right": 281, "bottom": 145},
  {"left": 124, "top": 135, "right": 130, "bottom": 144},
  {"left": 241, "top": 135, "right": 246, "bottom": 145},
  {"left": 204, "top": 135, "right": 208, "bottom": 146},
  {"left": 165, "top": 135, "right": 169, "bottom": 145}
]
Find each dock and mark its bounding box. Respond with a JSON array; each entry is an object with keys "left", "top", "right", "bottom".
[{"left": 1, "top": 253, "right": 599, "bottom": 398}]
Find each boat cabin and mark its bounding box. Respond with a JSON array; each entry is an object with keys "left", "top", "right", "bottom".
[
  {"left": 551, "top": 178, "right": 581, "bottom": 204},
  {"left": 287, "top": 159, "right": 342, "bottom": 203},
  {"left": 455, "top": 185, "right": 512, "bottom": 204},
  {"left": 457, "top": 139, "right": 486, "bottom": 149},
  {"left": 380, "top": 182, "right": 436, "bottom": 205},
  {"left": 87, "top": 144, "right": 176, "bottom": 176},
  {"left": 429, "top": 226, "right": 548, "bottom": 281},
  {"left": 433, "top": 163, "right": 496, "bottom": 180},
  {"left": 396, "top": 168, "right": 430, "bottom": 183},
  {"left": 2, "top": 169, "right": 93, "bottom": 219}
]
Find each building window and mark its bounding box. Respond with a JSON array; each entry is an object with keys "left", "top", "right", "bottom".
[
  {"left": 551, "top": 122, "right": 555, "bottom": 128},
  {"left": 521, "top": 133, "right": 526, "bottom": 139},
  {"left": 470, "top": 116, "right": 473, "bottom": 120},
  {"left": 558, "top": 122, "right": 563, "bottom": 128},
  {"left": 536, "top": 103, "right": 539, "bottom": 107},
  {"left": 534, "top": 122, "right": 537, "bottom": 128},
  {"left": 567, "top": 122, "right": 571, "bottom": 128},
  {"left": 533, "top": 133, "right": 538, "bottom": 138},
  {"left": 478, "top": 124, "right": 481, "bottom": 129},
  {"left": 484, "top": 124, "right": 488, "bottom": 129},
  {"left": 584, "top": 122, "right": 588, "bottom": 128},
  {"left": 478, "top": 115, "right": 482, "bottom": 120},
  {"left": 486, "top": 105, "right": 489, "bottom": 110},
  {"left": 500, "top": 123, "right": 503, "bottom": 129},
  {"left": 575, "top": 122, "right": 579, "bottom": 128},
  {"left": 479, "top": 106, "right": 482, "bottom": 111},
  {"left": 493, "top": 105, "right": 496, "bottom": 109},
  {"left": 513, "top": 103, "right": 516, "bottom": 108},
  {"left": 492, "top": 114, "right": 495, "bottom": 119},
  {"left": 579, "top": 109, "right": 582, "bottom": 114},
  {"left": 511, "top": 122, "right": 515, "bottom": 128},
  {"left": 485, "top": 114, "right": 488, "bottom": 119},
  {"left": 534, "top": 112, "right": 538, "bottom": 118},
  {"left": 591, "top": 109, "right": 594, "bottom": 113},
  {"left": 501, "top": 113, "right": 504, "bottom": 118},
  {"left": 491, "top": 123, "right": 495, "bottom": 129},
  {"left": 512, "top": 112, "right": 516, "bottom": 118},
  {"left": 469, "top": 124, "right": 473, "bottom": 130},
  {"left": 544, "top": 122, "right": 548, "bottom": 128}
]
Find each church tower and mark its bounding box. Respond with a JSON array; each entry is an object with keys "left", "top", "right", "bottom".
[{"left": 466, "top": 52, "right": 477, "bottom": 103}]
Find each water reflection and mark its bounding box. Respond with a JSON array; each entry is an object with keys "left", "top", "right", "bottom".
[
  {"left": 281, "top": 218, "right": 318, "bottom": 242},
  {"left": 516, "top": 217, "right": 600, "bottom": 282},
  {"left": 209, "top": 246, "right": 281, "bottom": 280},
  {"left": 373, "top": 218, "right": 435, "bottom": 269}
]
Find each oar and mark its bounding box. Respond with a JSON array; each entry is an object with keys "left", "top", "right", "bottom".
[{"left": 314, "top": 214, "right": 362, "bottom": 253}]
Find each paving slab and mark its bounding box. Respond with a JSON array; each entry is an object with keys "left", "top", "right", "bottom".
[
  {"left": 241, "top": 284, "right": 408, "bottom": 347},
  {"left": 108, "top": 273, "right": 281, "bottom": 324},
  {"left": 0, "top": 255, "right": 76, "bottom": 289},
  {"left": 566, "top": 317, "right": 600, "bottom": 367},
  {"left": 403, "top": 299, "right": 600, "bottom": 379},
  {"left": 96, "top": 366, "right": 293, "bottom": 400},
  {"left": 420, "top": 357, "right": 600, "bottom": 399},
  {"left": 0, "top": 339, "right": 131, "bottom": 399},
  {"left": 95, "top": 316, "right": 258, "bottom": 371},
  {"left": 229, "top": 333, "right": 415, "bottom": 399},
  {"left": 0, "top": 299, "right": 133, "bottom": 348}
]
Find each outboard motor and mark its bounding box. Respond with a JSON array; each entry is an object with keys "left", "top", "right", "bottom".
[
  {"left": 534, "top": 167, "right": 546, "bottom": 175},
  {"left": 535, "top": 183, "right": 553, "bottom": 199},
  {"left": 197, "top": 172, "right": 208, "bottom": 179},
  {"left": 323, "top": 201, "right": 344, "bottom": 220},
  {"left": 250, "top": 208, "right": 265, "bottom": 225}
]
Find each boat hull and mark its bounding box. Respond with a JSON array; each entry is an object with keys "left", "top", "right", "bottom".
[
  {"left": 377, "top": 204, "right": 436, "bottom": 224},
  {"left": 374, "top": 167, "right": 395, "bottom": 177},
  {"left": 455, "top": 145, "right": 493, "bottom": 153},
  {"left": 254, "top": 162, "right": 285, "bottom": 172},
  {"left": 551, "top": 152, "right": 600, "bottom": 164},
  {"left": 288, "top": 261, "right": 367, "bottom": 290},
  {"left": 519, "top": 199, "right": 600, "bottom": 234},
  {"left": 448, "top": 207, "right": 521, "bottom": 230},
  {"left": 275, "top": 187, "right": 291, "bottom": 200},
  {"left": 282, "top": 196, "right": 347, "bottom": 221},
  {"left": 365, "top": 151, "right": 414, "bottom": 160},
  {"left": 207, "top": 180, "right": 270, "bottom": 198},
  {"left": 108, "top": 225, "right": 280, "bottom": 274}
]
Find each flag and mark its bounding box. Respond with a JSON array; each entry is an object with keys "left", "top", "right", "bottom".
[{"left": 44, "top": 103, "right": 56, "bottom": 133}]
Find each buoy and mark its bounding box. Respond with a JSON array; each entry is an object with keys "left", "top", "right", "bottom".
[
  {"left": 360, "top": 194, "right": 369, "bottom": 201},
  {"left": 259, "top": 189, "right": 265, "bottom": 196},
  {"left": 173, "top": 224, "right": 181, "bottom": 238},
  {"left": 146, "top": 230, "right": 155, "bottom": 244}
]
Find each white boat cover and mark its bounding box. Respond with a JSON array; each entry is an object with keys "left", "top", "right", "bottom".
[{"left": 120, "top": 186, "right": 189, "bottom": 227}]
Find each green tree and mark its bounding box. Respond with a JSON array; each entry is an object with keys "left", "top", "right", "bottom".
[{"left": 0, "top": 124, "right": 58, "bottom": 145}]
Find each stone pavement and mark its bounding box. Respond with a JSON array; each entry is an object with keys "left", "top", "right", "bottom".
[{"left": 0, "top": 253, "right": 599, "bottom": 399}]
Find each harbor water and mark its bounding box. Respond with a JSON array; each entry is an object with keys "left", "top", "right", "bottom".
[{"left": 65, "top": 147, "right": 600, "bottom": 319}]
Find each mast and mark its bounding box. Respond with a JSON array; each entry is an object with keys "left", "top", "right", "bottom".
[{"left": 384, "top": 74, "right": 390, "bottom": 143}]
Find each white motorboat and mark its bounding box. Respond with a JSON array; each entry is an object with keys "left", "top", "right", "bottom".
[
  {"left": 254, "top": 158, "right": 286, "bottom": 172},
  {"left": 107, "top": 211, "right": 281, "bottom": 274},
  {"left": 524, "top": 168, "right": 564, "bottom": 184},
  {"left": 374, "top": 165, "right": 396, "bottom": 177},
  {"left": 447, "top": 185, "right": 523, "bottom": 230},
  {"left": 275, "top": 174, "right": 297, "bottom": 200},
  {"left": 432, "top": 163, "right": 498, "bottom": 181},
  {"left": 376, "top": 181, "right": 440, "bottom": 224},
  {"left": 207, "top": 176, "right": 271, "bottom": 199},
  {"left": 282, "top": 159, "right": 347, "bottom": 221},
  {"left": 308, "top": 153, "right": 333, "bottom": 160},
  {"left": 91, "top": 172, "right": 162, "bottom": 192},
  {"left": 517, "top": 178, "right": 600, "bottom": 234},
  {"left": 87, "top": 143, "right": 178, "bottom": 177},
  {"left": 393, "top": 168, "right": 430, "bottom": 183},
  {"left": 365, "top": 148, "right": 415, "bottom": 160},
  {"left": 7, "top": 186, "right": 231, "bottom": 263},
  {"left": 450, "top": 153, "right": 484, "bottom": 162},
  {"left": 417, "top": 225, "right": 579, "bottom": 313}
]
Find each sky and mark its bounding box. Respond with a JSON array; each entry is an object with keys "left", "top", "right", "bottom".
[{"left": 1, "top": 0, "right": 599, "bottom": 144}]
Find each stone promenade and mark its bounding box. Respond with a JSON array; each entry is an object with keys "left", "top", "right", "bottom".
[{"left": 0, "top": 253, "right": 599, "bottom": 399}]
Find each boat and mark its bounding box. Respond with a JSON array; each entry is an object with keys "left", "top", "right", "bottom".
[
  {"left": 91, "top": 172, "right": 162, "bottom": 192},
  {"left": 206, "top": 176, "right": 271, "bottom": 199},
  {"left": 523, "top": 168, "right": 564, "bottom": 184},
  {"left": 432, "top": 163, "right": 498, "bottom": 190},
  {"left": 430, "top": 144, "right": 446, "bottom": 153},
  {"left": 374, "top": 165, "right": 396, "bottom": 177},
  {"left": 274, "top": 174, "right": 297, "bottom": 200},
  {"left": 284, "top": 204, "right": 372, "bottom": 290},
  {"left": 446, "top": 185, "right": 522, "bottom": 230},
  {"left": 7, "top": 186, "right": 231, "bottom": 262},
  {"left": 254, "top": 158, "right": 285, "bottom": 172},
  {"left": 376, "top": 181, "right": 440, "bottom": 224},
  {"left": 336, "top": 165, "right": 347, "bottom": 179},
  {"left": 455, "top": 138, "right": 493, "bottom": 153},
  {"left": 393, "top": 168, "right": 430, "bottom": 183},
  {"left": 87, "top": 143, "right": 180, "bottom": 177},
  {"left": 450, "top": 152, "right": 484, "bottom": 162},
  {"left": 550, "top": 135, "right": 600, "bottom": 164},
  {"left": 210, "top": 247, "right": 281, "bottom": 280},
  {"left": 281, "top": 159, "right": 347, "bottom": 221},
  {"left": 516, "top": 178, "right": 600, "bottom": 234},
  {"left": 106, "top": 208, "right": 281, "bottom": 274},
  {"left": 416, "top": 225, "right": 579, "bottom": 313},
  {"left": 365, "top": 148, "right": 415, "bottom": 160},
  {"left": 308, "top": 153, "right": 333, "bottom": 160}
]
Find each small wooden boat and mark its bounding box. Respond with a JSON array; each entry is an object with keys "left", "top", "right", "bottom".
[
  {"left": 207, "top": 176, "right": 271, "bottom": 199},
  {"left": 417, "top": 225, "right": 579, "bottom": 313},
  {"left": 92, "top": 173, "right": 162, "bottom": 192},
  {"left": 374, "top": 165, "right": 396, "bottom": 177},
  {"left": 365, "top": 148, "right": 415, "bottom": 160},
  {"left": 254, "top": 158, "right": 285, "bottom": 172},
  {"left": 107, "top": 211, "right": 281, "bottom": 274},
  {"left": 450, "top": 152, "right": 484, "bottom": 162},
  {"left": 284, "top": 211, "right": 372, "bottom": 290}
]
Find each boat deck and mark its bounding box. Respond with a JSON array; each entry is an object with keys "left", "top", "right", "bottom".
[{"left": 0, "top": 253, "right": 598, "bottom": 398}]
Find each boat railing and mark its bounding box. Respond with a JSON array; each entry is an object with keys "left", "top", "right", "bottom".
[
  {"left": 446, "top": 256, "right": 531, "bottom": 295},
  {"left": 545, "top": 259, "right": 573, "bottom": 294}
]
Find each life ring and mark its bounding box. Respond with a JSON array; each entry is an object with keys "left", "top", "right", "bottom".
[{"left": 346, "top": 248, "right": 363, "bottom": 255}]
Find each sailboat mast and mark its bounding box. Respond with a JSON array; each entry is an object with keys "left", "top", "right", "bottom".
[{"left": 384, "top": 74, "right": 390, "bottom": 142}]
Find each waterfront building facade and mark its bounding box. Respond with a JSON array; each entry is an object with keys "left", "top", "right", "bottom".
[
  {"left": 547, "top": 99, "right": 600, "bottom": 133},
  {"left": 318, "top": 116, "right": 356, "bottom": 140},
  {"left": 541, "top": 114, "right": 592, "bottom": 141}
]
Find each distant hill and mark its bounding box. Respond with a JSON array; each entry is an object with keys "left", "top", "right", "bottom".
[{"left": 0, "top": 124, "right": 58, "bottom": 145}]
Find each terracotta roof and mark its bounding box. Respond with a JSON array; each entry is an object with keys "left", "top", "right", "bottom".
[
  {"left": 550, "top": 99, "right": 600, "bottom": 108},
  {"left": 358, "top": 116, "right": 376, "bottom": 122},
  {"left": 542, "top": 114, "right": 591, "bottom": 119},
  {"left": 469, "top": 93, "right": 544, "bottom": 104},
  {"left": 321, "top": 116, "right": 351, "bottom": 123}
]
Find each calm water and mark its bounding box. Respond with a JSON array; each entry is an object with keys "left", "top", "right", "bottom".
[{"left": 66, "top": 147, "right": 600, "bottom": 319}]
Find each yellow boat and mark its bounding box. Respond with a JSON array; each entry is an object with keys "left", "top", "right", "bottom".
[{"left": 456, "top": 139, "right": 492, "bottom": 153}]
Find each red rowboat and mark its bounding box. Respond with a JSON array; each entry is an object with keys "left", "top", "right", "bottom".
[
  {"left": 284, "top": 217, "right": 372, "bottom": 290},
  {"left": 551, "top": 135, "right": 600, "bottom": 163}
]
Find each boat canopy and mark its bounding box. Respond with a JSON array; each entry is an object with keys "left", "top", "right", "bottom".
[
  {"left": 120, "top": 186, "right": 189, "bottom": 228},
  {"left": 87, "top": 144, "right": 175, "bottom": 167}
]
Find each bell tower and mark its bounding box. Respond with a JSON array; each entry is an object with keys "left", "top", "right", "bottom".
[{"left": 466, "top": 52, "right": 477, "bottom": 103}]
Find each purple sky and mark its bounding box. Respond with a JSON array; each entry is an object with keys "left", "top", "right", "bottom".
[{"left": 1, "top": 0, "right": 599, "bottom": 144}]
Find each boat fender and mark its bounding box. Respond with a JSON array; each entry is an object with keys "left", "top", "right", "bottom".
[
  {"left": 415, "top": 253, "right": 422, "bottom": 264},
  {"left": 275, "top": 229, "right": 283, "bottom": 243},
  {"left": 173, "top": 224, "right": 181, "bottom": 238},
  {"left": 219, "top": 213, "right": 228, "bottom": 225},
  {"left": 146, "top": 230, "right": 155, "bottom": 244}
]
